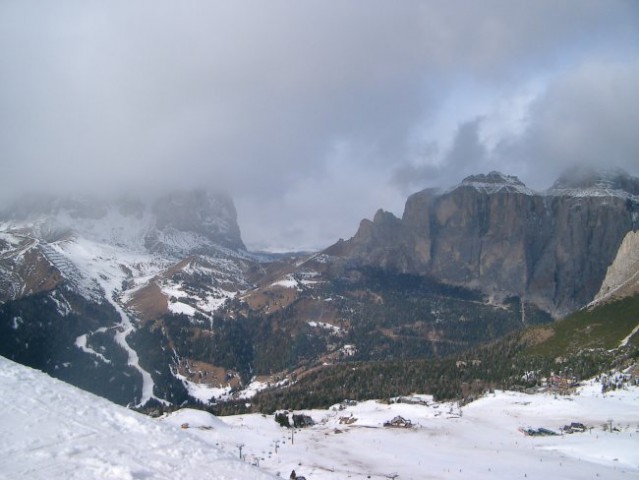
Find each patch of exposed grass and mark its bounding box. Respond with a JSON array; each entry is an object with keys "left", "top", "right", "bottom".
[{"left": 527, "top": 295, "right": 639, "bottom": 357}]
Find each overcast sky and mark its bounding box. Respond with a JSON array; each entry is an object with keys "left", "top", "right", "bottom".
[{"left": 1, "top": 1, "right": 638, "bottom": 251}]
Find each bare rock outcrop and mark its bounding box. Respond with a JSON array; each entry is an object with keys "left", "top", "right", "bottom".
[
  {"left": 594, "top": 230, "right": 639, "bottom": 303},
  {"left": 328, "top": 169, "right": 639, "bottom": 317}
]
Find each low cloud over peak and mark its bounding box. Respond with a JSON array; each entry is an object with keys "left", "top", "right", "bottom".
[{"left": 1, "top": 1, "right": 638, "bottom": 250}]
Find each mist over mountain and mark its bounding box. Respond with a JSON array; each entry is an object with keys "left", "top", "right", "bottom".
[
  {"left": 0, "top": 188, "right": 253, "bottom": 406},
  {"left": 1, "top": 4, "right": 639, "bottom": 477},
  {"left": 1, "top": 168, "right": 638, "bottom": 410}
]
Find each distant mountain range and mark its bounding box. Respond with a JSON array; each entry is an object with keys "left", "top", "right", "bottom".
[
  {"left": 326, "top": 168, "right": 639, "bottom": 317},
  {"left": 1, "top": 168, "right": 638, "bottom": 409}
]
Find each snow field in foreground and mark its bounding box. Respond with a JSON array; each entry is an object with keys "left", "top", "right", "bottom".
[
  {"left": 0, "top": 356, "right": 275, "bottom": 480},
  {"left": 168, "top": 384, "right": 639, "bottom": 480},
  {"left": 1, "top": 354, "right": 638, "bottom": 480}
]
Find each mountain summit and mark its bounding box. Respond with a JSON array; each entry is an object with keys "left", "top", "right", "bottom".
[
  {"left": 327, "top": 168, "right": 639, "bottom": 317},
  {"left": 456, "top": 171, "right": 534, "bottom": 195}
]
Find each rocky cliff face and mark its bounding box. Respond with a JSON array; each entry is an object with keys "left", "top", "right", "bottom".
[
  {"left": 329, "top": 170, "right": 639, "bottom": 317},
  {"left": 146, "top": 190, "right": 246, "bottom": 255},
  {"left": 594, "top": 230, "right": 639, "bottom": 304}
]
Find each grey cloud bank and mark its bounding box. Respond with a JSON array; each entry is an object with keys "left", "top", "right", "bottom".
[{"left": 1, "top": 1, "right": 638, "bottom": 251}]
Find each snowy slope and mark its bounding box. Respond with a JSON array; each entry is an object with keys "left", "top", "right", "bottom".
[
  {"left": 2, "top": 354, "right": 638, "bottom": 480},
  {"left": 0, "top": 356, "right": 275, "bottom": 480},
  {"left": 0, "top": 194, "right": 254, "bottom": 407},
  {"left": 168, "top": 386, "right": 639, "bottom": 480}
]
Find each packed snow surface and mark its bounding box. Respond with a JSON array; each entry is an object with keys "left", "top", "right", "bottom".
[
  {"left": 172, "top": 369, "right": 232, "bottom": 403},
  {"left": 2, "top": 355, "right": 639, "bottom": 479},
  {"left": 0, "top": 356, "right": 275, "bottom": 480},
  {"left": 168, "top": 384, "right": 639, "bottom": 480}
]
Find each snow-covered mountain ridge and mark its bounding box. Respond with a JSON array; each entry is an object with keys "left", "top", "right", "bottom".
[
  {"left": 454, "top": 171, "right": 537, "bottom": 195},
  {"left": 451, "top": 168, "right": 639, "bottom": 200},
  {"left": 0, "top": 190, "right": 245, "bottom": 253},
  {"left": 0, "top": 190, "right": 255, "bottom": 407}
]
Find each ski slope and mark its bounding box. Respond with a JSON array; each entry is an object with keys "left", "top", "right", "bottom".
[
  {"left": 168, "top": 386, "right": 639, "bottom": 480},
  {"left": 2, "top": 354, "right": 638, "bottom": 480},
  {"left": 0, "top": 356, "right": 275, "bottom": 480}
]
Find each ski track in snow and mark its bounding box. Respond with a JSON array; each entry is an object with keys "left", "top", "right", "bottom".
[
  {"left": 50, "top": 234, "right": 169, "bottom": 407},
  {"left": 109, "top": 293, "right": 166, "bottom": 407},
  {"left": 74, "top": 333, "right": 111, "bottom": 364}
]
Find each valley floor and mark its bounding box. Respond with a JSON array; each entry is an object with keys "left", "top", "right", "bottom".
[
  {"left": 1, "top": 354, "right": 638, "bottom": 480},
  {"left": 168, "top": 384, "right": 639, "bottom": 480}
]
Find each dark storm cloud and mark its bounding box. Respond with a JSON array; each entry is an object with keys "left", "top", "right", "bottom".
[{"left": 1, "top": 1, "right": 638, "bottom": 249}]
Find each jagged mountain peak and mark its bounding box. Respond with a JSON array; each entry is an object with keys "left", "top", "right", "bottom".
[{"left": 372, "top": 208, "right": 400, "bottom": 224}]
